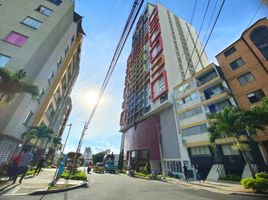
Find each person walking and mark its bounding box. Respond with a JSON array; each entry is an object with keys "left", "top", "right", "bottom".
[
  {"left": 195, "top": 165, "right": 201, "bottom": 182},
  {"left": 34, "top": 155, "right": 45, "bottom": 176},
  {"left": 8, "top": 153, "right": 21, "bottom": 183},
  {"left": 183, "top": 164, "right": 189, "bottom": 182},
  {"left": 13, "top": 148, "right": 33, "bottom": 184}
]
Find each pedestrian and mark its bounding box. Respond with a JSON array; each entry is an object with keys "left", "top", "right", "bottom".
[
  {"left": 8, "top": 153, "right": 21, "bottom": 183},
  {"left": 13, "top": 148, "right": 33, "bottom": 184},
  {"left": 87, "top": 162, "right": 93, "bottom": 174},
  {"left": 195, "top": 165, "right": 201, "bottom": 182},
  {"left": 34, "top": 155, "right": 45, "bottom": 176},
  {"left": 183, "top": 164, "right": 189, "bottom": 182}
]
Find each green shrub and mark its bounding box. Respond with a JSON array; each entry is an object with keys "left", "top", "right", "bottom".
[
  {"left": 148, "top": 174, "right": 161, "bottom": 180},
  {"left": 256, "top": 172, "right": 268, "bottom": 180},
  {"left": 60, "top": 170, "right": 87, "bottom": 181},
  {"left": 167, "top": 172, "right": 174, "bottom": 178},
  {"left": 134, "top": 172, "right": 148, "bottom": 178},
  {"left": 241, "top": 175, "right": 268, "bottom": 193}
]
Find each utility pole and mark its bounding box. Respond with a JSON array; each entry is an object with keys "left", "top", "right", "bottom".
[
  {"left": 50, "top": 123, "right": 72, "bottom": 186},
  {"left": 72, "top": 121, "right": 88, "bottom": 169}
]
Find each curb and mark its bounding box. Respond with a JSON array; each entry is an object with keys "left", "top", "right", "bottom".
[
  {"left": 230, "top": 192, "right": 268, "bottom": 198},
  {"left": 29, "top": 182, "right": 88, "bottom": 195}
]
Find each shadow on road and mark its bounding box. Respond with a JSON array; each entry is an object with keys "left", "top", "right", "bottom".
[{"left": 0, "top": 183, "right": 19, "bottom": 196}]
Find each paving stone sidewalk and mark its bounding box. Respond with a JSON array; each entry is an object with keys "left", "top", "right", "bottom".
[
  {"left": 165, "top": 178, "right": 268, "bottom": 196},
  {"left": 0, "top": 168, "right": 56, "bottom": 196}
]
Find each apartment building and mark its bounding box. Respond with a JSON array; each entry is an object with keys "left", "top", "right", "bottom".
[
  {"left": 120, "top": 3, "right": 208, "bottom": 173},
  {"left": 174, "top": 63, "right": 241, "bottom": 177},
  {"left": 216, "top": 18, "right": 268, "bottom": 166},
  {"left": 0, "top": 0, "right": 84, "bottom": 164}
]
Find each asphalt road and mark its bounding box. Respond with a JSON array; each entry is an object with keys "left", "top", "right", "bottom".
[{"left": 0, "top": 172, "right": 265, "bottom": 200}]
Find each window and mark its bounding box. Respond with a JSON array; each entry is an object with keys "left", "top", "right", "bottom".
[
  {"left": 71, "top": 35, "right": 75, "bottom": 44},
  {"left": 151, "top": 43, "right": 161, "bottom": 58},
  {"left": 230, "top": 57, "right": 245, "bottom": 70},
  {"left": 190, "top": 146, "right": 211, "bottom": 156},
  {"left": 4, "top": 31, "right": 28, "bottom": 47},
  {"left": 36, "top": 5, "right": 53, "bottom": 16},
  {"left": 181, "top": 124, "right": 207, "bottom": 136},
  {"left": 46, "top": 0, "right": 62, "bottom": 6},
  {"left": 57, "top": 57, "right": 62, "bottom": 70},
  {"left": 179, "top": 106, "right": 203, "bottom": 120},
  {"left": 178, "top": 92, "right": 199, "bottom": 105},
  {"left": 65, "top": 45, "right": 69, "bottom": 57},
  {"left": 158, "top": 76, "right": 165, "bottom": 92},
  {"left": 238, "top": 72, "right": 255, "bottom": 86},
  {"left": 222, "top": 144, "right": 240, "bottom": 156},
  {"left": 0, "top": 54, "right": 11, "bottom": 67},
  {"left": 22, "top": 17, "right": 42, "bottom": 29},
  {"left": 37, "top": 89, "right": 45, "bottom": 103},
  {"left": 23, "top": 111, "right": 33, "bottom": 126},
  {"left": 48, "top": 71, "right": 54, "bottom": 85},
  {"left": 247, "top": 89, "right": 265, "bottom": 103},
  {"left": 250, "top": 26, "right": 268, "bottom": 60},
  {"left": 224, "top": 46, "right": 236, "bottom": 57}
]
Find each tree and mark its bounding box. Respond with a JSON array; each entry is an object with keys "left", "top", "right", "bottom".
[
  {"left": 118, "top": 150, "right": 124, "bottom": 171},
  {"left": 0, "top": 68, "right": 39, "bottom": 104},
  {"left": 92, "top": 151, "right": 105, "bottom": 164},
  {"left": 21, "top": 124, "right": 54, "bottom": 153},
  {"left": 46, "top": 136, "right": 62, "bottom": 162},
  {"left": 208, "top": 106, "right": 268, "bottom": 179}
]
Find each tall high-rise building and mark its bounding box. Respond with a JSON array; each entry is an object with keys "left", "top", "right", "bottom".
[
  {"left": 0, "top": 0, "right": 84, "bottom": 164},
  {"left": 120, "top": 3, "right": 208, "bottom": 172}
]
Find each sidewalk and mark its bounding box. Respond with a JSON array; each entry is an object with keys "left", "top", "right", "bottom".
[
  {"left": 165, "top": 178, "right": 268, "bottom": 197},
  {"left": 0, "top": 168, "right": 56, "bottom": 196}
]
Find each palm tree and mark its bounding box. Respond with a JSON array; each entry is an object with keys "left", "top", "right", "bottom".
[
  {"left": 21, "top": 125, "right": 54, "bottom": 153},
  {"left": 0, "top": 68, "right": 39, "bottom": 104},
  {"left": 208, "top": 106, "right": 268, "bottom": 179},
  {"left": 48, "top": 136, "right": 62, "bottom": 162}
]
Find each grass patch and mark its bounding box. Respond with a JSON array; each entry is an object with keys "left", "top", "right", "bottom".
[
  {"left": 219, "top": 174, "right": 241, "bottom": 182},
  {"left": 61, "top": 170, "right": 87, "bottom": 181}
]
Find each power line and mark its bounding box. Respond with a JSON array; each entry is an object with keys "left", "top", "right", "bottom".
[
  {"left": 183, "top": 0, "right": 211, "bottom": 77},
  {"left": 183, "top": 0, "right": 226, "bottom": 93},
  {"left": 247, "top": 0, "right": 264, "bottom": 28},
  {"left": 73, "top": 0, "right": 145, "bottom": 161}
]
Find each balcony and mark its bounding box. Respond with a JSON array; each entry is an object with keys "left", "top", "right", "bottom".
[{"left": 196, "top": 70, "right": 218, "bottom": 87}]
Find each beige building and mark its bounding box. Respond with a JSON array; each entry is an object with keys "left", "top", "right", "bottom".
[{"left": 0, "top": 0, "right": 84, "bottom": 164}]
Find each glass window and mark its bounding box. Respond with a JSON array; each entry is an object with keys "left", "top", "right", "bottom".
[
  {"left": 0, "top": 54, "right": 11, "bottom": 67},
  {"left": 37, "top": 88, "right": 45, "bottom": 103},
  {"left": 48, "top": 71, "right": 54, "bottom": 85},
  {"left": 250, "top": 26, "right": 268, "bottom": 60},
  {"left": 222, "top": 144, "right": 240, "bottom": 156},
  {"left": 247, "top": 89, "right": 265, "bottom": 103},
  {"left": 22, "top": 17, "right": 42, "bottom": 29},
  {"left": 181, "top": 124, "right": 207, "bottom": 136},
  {"left": 23, "top": 111, "right": 33, "bottom": 126},
  {"left": 36, "top": 5, "right": 53, "bottom": 16},
  {"left": 4, "top": 31, "right": 28, "bottom": 47},
  {"left": 230, "top": 57, "right": 245, "bottom": 70},
  {"left": 238, "top": 72, "right": 255, "bottom": 86},
  {"left": 158, "top": 76, "right": 165, "bottom": 92},
  {"left": 179, "top": 106, "right": 203, "bottom": 120},
  {"left": 190, "top": 146, "right": 211, "bottom": 156},
  {"left": 46, "top": 0, "right": 62, "bottom": 6},
  {"left": 224, "top": 46, "right": 236, "bottom": 57}
]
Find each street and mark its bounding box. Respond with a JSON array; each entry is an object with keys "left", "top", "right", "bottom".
[{"left": 0, "top": 172, "right": 265, "bottom": 200}]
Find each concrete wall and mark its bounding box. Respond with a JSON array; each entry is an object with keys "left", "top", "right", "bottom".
[{"left": 160, "top": 107, "right": 180, "bottom": 159}]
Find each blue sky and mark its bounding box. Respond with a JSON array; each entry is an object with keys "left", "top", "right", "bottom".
[{"left": 62, "top": 0, "right": 268, "bottom": 155}]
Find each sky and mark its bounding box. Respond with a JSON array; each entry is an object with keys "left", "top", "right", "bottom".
[{"left": 62, "top": 0, "right": 268, "bottom": 155}]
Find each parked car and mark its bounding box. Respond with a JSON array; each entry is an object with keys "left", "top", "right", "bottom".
[{"left": 93, "top": 162, "right": 105, "bottom": 173}]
